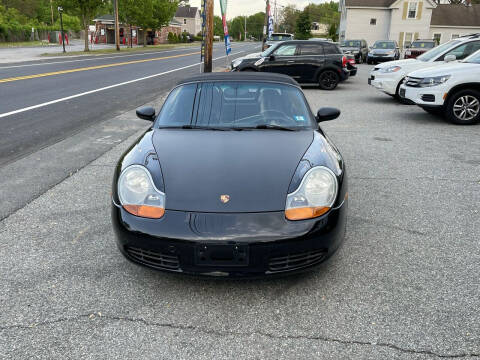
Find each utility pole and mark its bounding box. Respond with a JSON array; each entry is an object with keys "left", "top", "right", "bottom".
[
  {"left": 113, "top": 0, "right": 120, "bottom": 51},
  {"left": 244, "top": 16, "right": 247, "bottom": 41},
  {"left": 58, "top": 7, "right": 66, "bottom": 53},
  {"left": 262, "top": 0, "right": 269, "bottom": 50},
  {"left": 204, "top": 0, "right": 213, "bottom": 72},
  {"left": 50, "top": 0, "right": 54, "bottom": 25}
]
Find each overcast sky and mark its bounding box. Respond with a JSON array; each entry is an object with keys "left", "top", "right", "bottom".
[{"left": 188, "top": 0, "right": 329, "bottom": 19}]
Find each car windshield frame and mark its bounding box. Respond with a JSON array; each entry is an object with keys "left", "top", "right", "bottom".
[
  {"left": 410, "top": 41, "right": 435, "bottom": 49},
  {"left": 372, "top": 41, "right": 395, "bottom": 49},
  {"left": 416, "top": 40, "right": 461, "bottom": 62},
  {"left": 154, "top": 81, "right": 316, "bottom": 131},
  {"left": 463, "top": 49, "right": 480, "bottom": 64},
  {"left": 341, "top": 40, "right": 361, "bottom": 47}
]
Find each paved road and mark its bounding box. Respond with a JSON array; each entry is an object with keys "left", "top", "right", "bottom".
[
  {"left": 0, "top": 42, "right": 259, "bottom": 167},
  {"left": 1, "top": 65, "right": 479, "bottom": 359}
]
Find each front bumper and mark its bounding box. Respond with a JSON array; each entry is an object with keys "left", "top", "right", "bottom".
[
  {"left": 368, "top": 55, "right": 395, "bottom": 63},
  {"left": 112, "top": 199, "right": 347, "bottom": 278},
  {"left": 368, "top": 71, "right": 403, "bottom": 95},
  {"left": 399, "top": 84, "right": 447, "bottom": 106}
]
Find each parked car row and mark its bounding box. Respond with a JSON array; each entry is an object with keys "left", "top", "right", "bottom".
[{"left": 369, "top": 33, "right": 480, "bottom": 124}]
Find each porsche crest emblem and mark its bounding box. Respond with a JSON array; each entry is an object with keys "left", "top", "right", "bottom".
[{"left": 220, "top": 194, "right": 230, "bottom": 203}]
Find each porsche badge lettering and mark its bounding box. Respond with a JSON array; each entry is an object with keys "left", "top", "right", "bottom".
[{"left": 220, "top": 195, "right": 230, "bottom": 203}]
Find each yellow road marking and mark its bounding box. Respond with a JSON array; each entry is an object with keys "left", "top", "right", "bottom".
[{"left": 0, "top": 51, "right": 200, "bottom": 84}]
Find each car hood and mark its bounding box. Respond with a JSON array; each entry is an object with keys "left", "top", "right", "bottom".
[
  {"left": 374, "top": 58, "right": 419, "bottom": 69},
  {"left": 370, "top": 48, "right": 395, "bottom": 54},
  {"left": 407, "top": 62, "right": 477, "bottom": 78},
  {"left": 341, "top": 47, "right": 360, "bottom": 52},
  {"left": 152, "top": 129, "right": 313, "bottom": 213}
]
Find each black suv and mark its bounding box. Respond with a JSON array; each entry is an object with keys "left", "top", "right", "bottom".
[
  {"left": 231, "top": 40, "right": 349, "bottom": 90},
  {"left": 340, "top": 39, "right": 368, "bottom": 63}
]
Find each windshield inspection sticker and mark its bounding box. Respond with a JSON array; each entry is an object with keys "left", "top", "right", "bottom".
[{"left": 295, "top": 115, "right": 306, "bottom": 122}]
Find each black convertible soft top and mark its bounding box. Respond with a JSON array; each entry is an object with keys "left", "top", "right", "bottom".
[{"left": 177, "top": 71, "right": 300, "bottom": 87}]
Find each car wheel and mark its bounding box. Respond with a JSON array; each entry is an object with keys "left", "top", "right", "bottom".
[
  {"left": 445, "top": 89, "right": 480, "bottom": 125},
  {"left": 318, "top": 70, "right": 340, "bottom": 90},
  {"left": 241, "top": 68, "right": 255, "bottom": 72}
]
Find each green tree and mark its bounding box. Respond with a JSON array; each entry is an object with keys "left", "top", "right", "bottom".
[
  {"left": 279, "top": 5, "right": 299, "bottom": 34},
  {"left": 213, "top": 15, "right": 223, "bottom": 38},
  {"left": 119, "top": 0, "right": 140, "bottom": 47},
  {"left": 129, "top": 0, "right": 177, "bottom": 47},
  {"left": 295, "top": 9, "right": 311, "bottom": 40},
  {"left": 55, "top": 0, "right": 104, "bottom": 51}
]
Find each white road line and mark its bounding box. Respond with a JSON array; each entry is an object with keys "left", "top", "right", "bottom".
[
  {"left": 0, "top": 51, "right": 248, "bottom": 119},
  {"left": 0, "top": 43, "right": 255, "bottom": 70}
]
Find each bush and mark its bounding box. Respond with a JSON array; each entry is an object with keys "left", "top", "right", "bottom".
[{"left": 167, "top": 32, "right": 174, "bottom": 43}]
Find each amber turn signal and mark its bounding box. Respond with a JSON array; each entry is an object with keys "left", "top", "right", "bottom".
[
  {"left": 123, "top": 205, "right": 165, "bottom": 219},
  {"left": 285, "top": 206, "right": 330, "bottom": 220}
]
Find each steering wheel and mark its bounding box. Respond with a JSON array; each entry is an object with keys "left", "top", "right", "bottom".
[{"left": 259, "top": 110, "right": 292, "bottom": 125}]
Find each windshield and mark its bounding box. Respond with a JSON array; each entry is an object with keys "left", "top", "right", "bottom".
[
  {"left": 156, "top": 82, "right": 314, "bottom": 130},
  {"left": 411, "top": 41, "right": 435, "bottom": 49},
  {"left": 268, "top": 34, "right": 293, "bottom": 41},
  {"left": 463, "top": 49, "right": 480, "bottom": 64},
  {"left": 342, "top": 40, "right": 360, "bottom": 47},
  {"left": 373, "top": 41, "right": 395, "bottom": 49},
  {"left": 417, "top": 40, "right": 461, "bottom": 62},
  {"left": 261, "top": 43, "right": 279, "bottom": 57}
]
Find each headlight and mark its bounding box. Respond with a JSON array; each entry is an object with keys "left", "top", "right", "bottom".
[
  {"left": 379, "top": 66, "right": 401, "bottom": 73},
  {"left": 419, "top": 75, "right": 450, "bottom": 87},
  {"left": 386, "top": 50, "right": 395, "bottom": 55},
  {"left": 285, "top": 166, "right": 338, "bottom": 221},
  {"left": 232, "top": 59, "right": 243, "bottom": 68},
  {"left": 118, "top": 165, "right": 165, "bottom": 218}
]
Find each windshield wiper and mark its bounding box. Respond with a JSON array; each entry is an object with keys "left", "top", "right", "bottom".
[
  {"left": 157, "top": 125, "right": 228, "bottom": 130},
  {"left": 254, "top": 124, "right": 297, "bottom": 131}
]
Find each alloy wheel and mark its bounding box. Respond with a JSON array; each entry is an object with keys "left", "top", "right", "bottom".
[
  {"left": 319, "top": 71, "right": 338, "bottom": 90},
  {"left": 453, "top": 95, "right": 480, "bottom": 121}
]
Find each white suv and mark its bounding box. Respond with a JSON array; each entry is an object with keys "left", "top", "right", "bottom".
[
  {"left": 368, "top": 34, "right": 480, "bottom": 100},
  {"left": 399, "top": 50, "right": 480, "bottom": 124}
]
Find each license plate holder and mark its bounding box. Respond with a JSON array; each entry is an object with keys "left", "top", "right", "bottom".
[{"left": 195, "top": 244, "right": 249, "bottom": 267}]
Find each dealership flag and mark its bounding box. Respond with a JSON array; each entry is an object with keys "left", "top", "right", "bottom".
[{"left": 219, "top": 0, "right": 231, "bottom": 55}]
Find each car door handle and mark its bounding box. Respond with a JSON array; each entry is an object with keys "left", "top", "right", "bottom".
[{"left": 287, "top": 60, "right": 295, "bottom": 63}]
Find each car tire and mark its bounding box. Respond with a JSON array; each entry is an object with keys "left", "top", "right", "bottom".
[
  {"left": 421, "top": 106, "right": 444, "bottom": 116},
  {"left": 318, "top": 70, "right": 340, "bottom": 90},
  {"left": 240, "top": 68, "right": 255, "bottom": 72},
  {"left": 445, "top": 89, "right": 480, "bottom": 125}
]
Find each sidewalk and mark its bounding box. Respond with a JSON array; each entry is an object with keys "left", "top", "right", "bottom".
[{"left": 0, "top": 39, "right": 146, "bottom": 64}]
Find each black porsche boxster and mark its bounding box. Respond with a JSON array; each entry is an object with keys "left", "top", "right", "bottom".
[{"left": 112, "top": 72, "right": 348, "bottom": 277}]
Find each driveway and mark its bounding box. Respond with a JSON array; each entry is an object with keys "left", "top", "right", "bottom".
[{"left": 0, "top": 65, "right": 479, "bottom": 359}]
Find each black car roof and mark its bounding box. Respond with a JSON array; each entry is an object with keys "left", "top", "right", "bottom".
[{"left": 177, "top": 72, "right": 300, "bottom": 87}]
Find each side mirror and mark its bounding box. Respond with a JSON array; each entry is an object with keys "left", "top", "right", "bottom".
[
  {"left": 269, "top": 54, "right": 275, "bottom": 61},
  {"left": 136, "top": 106, "right": 156, "bottom": 121},
  {"left": 444, "top": 54, "right": 456, "bottom": 63},
  {"left": 405, "top": 44, "right": 411, "bottom": 49},
  {"left": 316, "top": 107, "right": 340, "bottom": 122}
]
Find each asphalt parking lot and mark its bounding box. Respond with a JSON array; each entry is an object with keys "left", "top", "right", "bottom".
[{"left": 1, "top": 65, "right": 479, "bottom": 359}]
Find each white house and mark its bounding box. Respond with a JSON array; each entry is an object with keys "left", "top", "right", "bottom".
[
  {"left": 338, "top": 0, "right": 480, "bottom": 48},
  {"left": 173, "top": 6, "right": 202, "bottom": 35}
]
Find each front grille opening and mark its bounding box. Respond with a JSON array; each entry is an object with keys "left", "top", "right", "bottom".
[
  {"left": 126, "top": 247, "right": 180, "bottom": 270},
  {"left": 268, "top": 249, "right": 327, "bottom": 273},
  {"left": 421, "top": 94, "right": 435, "bottom": 102}
]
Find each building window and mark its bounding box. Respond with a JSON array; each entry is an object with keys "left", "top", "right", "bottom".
[
  {"left": 451, "top": 34, "right": 459, "bottom": 39},
  {"left": 183, "top": 19, "right": 187, "bottom": 24},
  {"left": 370, "top": 18, "right": 377, "bottom": 25},
  {"left": 408, "top": 2, "right": 418, "bottom": 19},
  {"left": 433, "top": 33, "right": 441, "bottom": 45}
]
